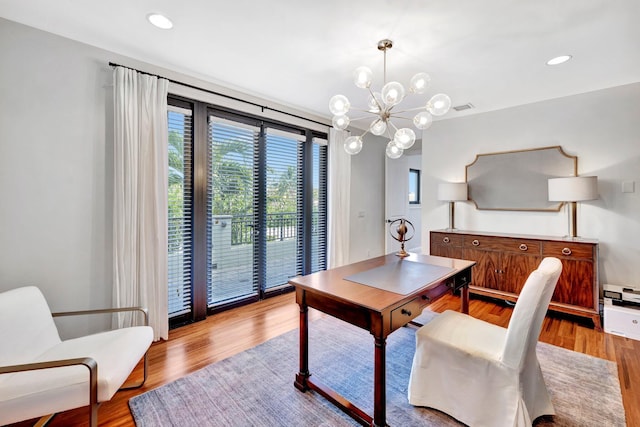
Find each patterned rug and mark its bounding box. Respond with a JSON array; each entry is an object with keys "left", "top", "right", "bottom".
[{"left": 129, "top": 313, "right": 626, "bottom": 426}]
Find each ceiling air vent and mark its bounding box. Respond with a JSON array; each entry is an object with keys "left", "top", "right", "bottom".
[{"left": 453, "top": 103, "right": 474, "bottom": 112}]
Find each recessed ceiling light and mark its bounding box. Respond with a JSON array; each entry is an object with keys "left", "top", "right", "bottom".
[
  {"left": 147, "top": 13, "right": 173, "bottom": 30},
  {"left": 546, "top": 55, "right": 572, "bottom": 66}
]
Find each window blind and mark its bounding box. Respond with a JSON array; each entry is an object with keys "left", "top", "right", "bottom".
[{"left": 167, "top": 105, "right": 193, "bottom": 317}]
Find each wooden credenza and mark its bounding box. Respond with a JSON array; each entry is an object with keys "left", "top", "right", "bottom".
[{"left": 430, "top": 229, "right": 601, "bottom": 329}]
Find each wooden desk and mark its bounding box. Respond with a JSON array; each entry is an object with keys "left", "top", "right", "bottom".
[{"left": 289, "top": 253, "right": 475, "bottom": 427}]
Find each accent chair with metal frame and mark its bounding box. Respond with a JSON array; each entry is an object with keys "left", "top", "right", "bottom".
[
  {"left": 408, "top": 257, "right": 563, "bottom": 427},
  {"left": 0, "top": 286, "right": 153, "bottom": 427}
]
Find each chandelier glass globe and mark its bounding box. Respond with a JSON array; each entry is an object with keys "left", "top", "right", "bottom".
[
  {"left": 409, "top": 72, "right": 431, "bottom": 94},
  {"left": 413, "top": 111, "right": 433, "bottom": 130},
  {"left": 344, "top": 135, "right": 363, "bottom": 155},
  {"left": 386, "top": 141, "right": 403, "bottom": 159},
  {"left": 329, "top": 94, "right": 350, "bottom": 116},
  {"left": 370, "top": 118, "right": 387, "bottom": 136},
  {"left": 332, "top": 115, "right": 350, "bottom": 130},
  {"left": 394, "top": 128, "right": 416, "bottom": 150},
  {"left": 368, "top": 92, "right": 382, "bottom": 113},
  {"left": 353, "top": 66, "right": 373, "bottom": 89},
  {"left": 426, "top": 93, "right": 452, "bottom": 116},
  {"left": 381, "top": 81, "right": 405, "bottom": 106}
]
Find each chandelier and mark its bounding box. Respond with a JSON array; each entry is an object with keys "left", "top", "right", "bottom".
[{"left": 329, "top": 39, "right": 451, "bottom": 159}]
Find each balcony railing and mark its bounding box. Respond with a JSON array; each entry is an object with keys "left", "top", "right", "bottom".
[{"left": 231, "top": 212, "right": 298, "bottom": 245}]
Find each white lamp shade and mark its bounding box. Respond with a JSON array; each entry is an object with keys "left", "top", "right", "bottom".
[
  {"left": 548, "top": 176, "right": 598, "bottom": 202},
  {"left": 438, "top": 182, "right": 468, "bottom": 201}
]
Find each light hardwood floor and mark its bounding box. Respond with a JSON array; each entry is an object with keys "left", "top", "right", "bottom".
[{"left": 13, "top": 292, "right": 640, "bottom": 426}]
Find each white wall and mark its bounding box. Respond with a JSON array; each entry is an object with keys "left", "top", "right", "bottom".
[
  {"left": 421, "top": 83, "right": 640, "bottom": 288},
  {"left": 349, "top": 135, "right": 386, "bottom": 263},
  {"left": 0, "top": 19, "right": 114, "bottom": 338},
  {"left": 406, "top": 153, "right": 422, "bottom": 251}
]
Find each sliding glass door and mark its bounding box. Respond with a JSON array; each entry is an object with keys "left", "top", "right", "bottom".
[
  {"left": 208, "top": 117, "right": 259, "bottom": 306},
  {"left": 167, "top": 96, "right": 327, "bottom": 324}
]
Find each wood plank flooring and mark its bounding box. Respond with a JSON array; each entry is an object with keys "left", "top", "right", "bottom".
[{"left": 13, "top": 292, "right": 640, "bottom": 426}]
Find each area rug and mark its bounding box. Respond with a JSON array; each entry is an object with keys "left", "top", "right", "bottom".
[{"left": 129, "top": 313, "right": 626, "bottom": 426}]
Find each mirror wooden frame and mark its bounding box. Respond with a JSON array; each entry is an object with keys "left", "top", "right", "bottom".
[{"left": 465, "top": 146, "right": 577, "bottom": 211}]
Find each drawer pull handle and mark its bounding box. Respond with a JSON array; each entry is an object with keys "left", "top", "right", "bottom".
[
  {"left": 519, "top": 244, "right": 528, "bottom": 251},
  {"left": 472, "top": 239, "right": 480, "bottom": 246},
  {"left": 443, "top": 236, "right": 450, "bottom": 243},
  {"left": 422, "top": 294, "right": 431, "bottom": 301},
  {"left": 401, "top": 308, "right": 412, "bottom": 316},
  {"left": 562, "top": 247, "right": 572, "bottom": 256}
]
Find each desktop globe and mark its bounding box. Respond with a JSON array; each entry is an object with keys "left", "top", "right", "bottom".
[{"left": 388, "top": 218, "right": 415, "bottom": 257}]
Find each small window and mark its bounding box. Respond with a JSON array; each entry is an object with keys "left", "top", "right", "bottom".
[{"left": 409, "top": 169, "right": 420, "bottom": 204}]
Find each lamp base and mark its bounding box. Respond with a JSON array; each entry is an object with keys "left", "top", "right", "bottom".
[{"left": 560, "top": 235, "right": 587, "bottom": 242}]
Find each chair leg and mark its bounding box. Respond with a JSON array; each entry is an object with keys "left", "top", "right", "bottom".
[
  {"left": 34, "top": 414, "right": 55, "bottom": 427},
  {"left": 89, "top": 402, "right": 98, "bottom": 427},
  {"left": 120, "top": 352, "right": 148, "bottom": 390}
]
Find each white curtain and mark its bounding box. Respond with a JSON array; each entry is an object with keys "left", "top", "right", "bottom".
[
  {"left": 113, "top": 67, "right": 169, "bottom": 341},
  {"left": 327, "top": 128, "right": 351, "bottom": 268}
]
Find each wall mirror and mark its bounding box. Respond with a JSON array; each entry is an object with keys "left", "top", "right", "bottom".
[{"left": 465, "top": 146, "right": 577, "bottom": 211}]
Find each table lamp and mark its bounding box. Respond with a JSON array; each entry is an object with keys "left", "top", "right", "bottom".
[
  {"left": 438, "top": 182, "right": 468, "bottom": 230},
  {"left": 548, "top": 176, "right": 598, "bottom": 238}
]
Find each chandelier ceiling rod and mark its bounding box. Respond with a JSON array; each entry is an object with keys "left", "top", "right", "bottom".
[{"left": 378, "top": 39, "right": 392, "bottom": 85}]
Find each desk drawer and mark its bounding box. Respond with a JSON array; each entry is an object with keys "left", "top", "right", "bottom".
[
  {"left": 391, "top": 297, "right": 426, "bottom": 330},
  {"left": 390, "top": 282, "right": 452, "bottom": 330}
]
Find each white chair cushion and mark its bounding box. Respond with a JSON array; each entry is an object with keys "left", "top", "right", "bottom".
[
  {"left": 0, "top": 325, "right": 152, "bottom": 425},
  {"left": 416, "top": 310, "right": 506, "bottom": 360},
  {"left": 0, "top": 286, "right": 61, "bottom": 366}
]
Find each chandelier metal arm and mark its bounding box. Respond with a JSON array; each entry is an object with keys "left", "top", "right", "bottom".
[
  {"left": 391, "top": 106, "right": 427, "bottom": 114},
  {"left": 347, "top": 114, "right": 378, "bottom": 122}
]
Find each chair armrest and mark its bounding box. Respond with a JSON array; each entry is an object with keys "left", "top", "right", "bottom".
[
  {"left": 0, "top": 357, "right": 97, "bottom": 376},
  {"left": 52, "top": 306, "right": 149, "bottom": 326},
  {"left": 0, "top": 358, "right": 99, "bottom": 426}
]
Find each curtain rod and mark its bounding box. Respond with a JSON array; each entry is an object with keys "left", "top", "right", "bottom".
[{"left": 108, "top": 62, "right": 329, "bottom": 128}]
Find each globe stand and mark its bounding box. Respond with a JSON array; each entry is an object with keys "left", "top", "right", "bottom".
[{"left": 389, "top": 218, "right": 415, "bottom": 258}]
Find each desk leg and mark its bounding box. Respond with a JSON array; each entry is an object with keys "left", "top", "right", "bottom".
[
  {"left": 461, "top": 284, "right": 469, "bottom": 314},
  {"left": 294, "top": 298, "right": 310, "bottom": 392},
  {"left": 373, "top": 335, "right": 386, "bottom": 427}
]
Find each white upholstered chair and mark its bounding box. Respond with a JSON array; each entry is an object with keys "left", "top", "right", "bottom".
[
  {"left": 0, "top": 286, "right": 153, "bottom": 427},
  {"left": 408, "top": 257, "right": 563, "bottom": 427}
]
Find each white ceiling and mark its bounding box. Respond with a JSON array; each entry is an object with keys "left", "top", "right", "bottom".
[{"left": 2, "top": 0, "right": 639, "bottom": 123}]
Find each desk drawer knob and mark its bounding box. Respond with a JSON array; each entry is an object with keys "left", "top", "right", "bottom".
[
  {"left": 562, "top": 247, "right": 572, "bottom": 256},
  {"left": 422, "top": 294, "right": 431, "bottom": 301},
  {"left": 472, "top": 239, "right": 480, "bottom": 246},
  {"left": 401, "top": 308, "right": 412, "bottom": 316},
  {"left": 519, "top": 244, "right": 528, "bottom": 251},
  {"left": 443, "top": 236, "right": 450, "bottom": 243}
]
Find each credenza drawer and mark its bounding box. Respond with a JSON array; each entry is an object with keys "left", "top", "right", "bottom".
[
  {"left": 542, "top": 241, "right": 594, "bottom": 259},
  {"left": 431, "top": 233, "right": 463, "bottom": 247},
  {"left": 463, "top": 236, "right": 541, "bottom": 254}
]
